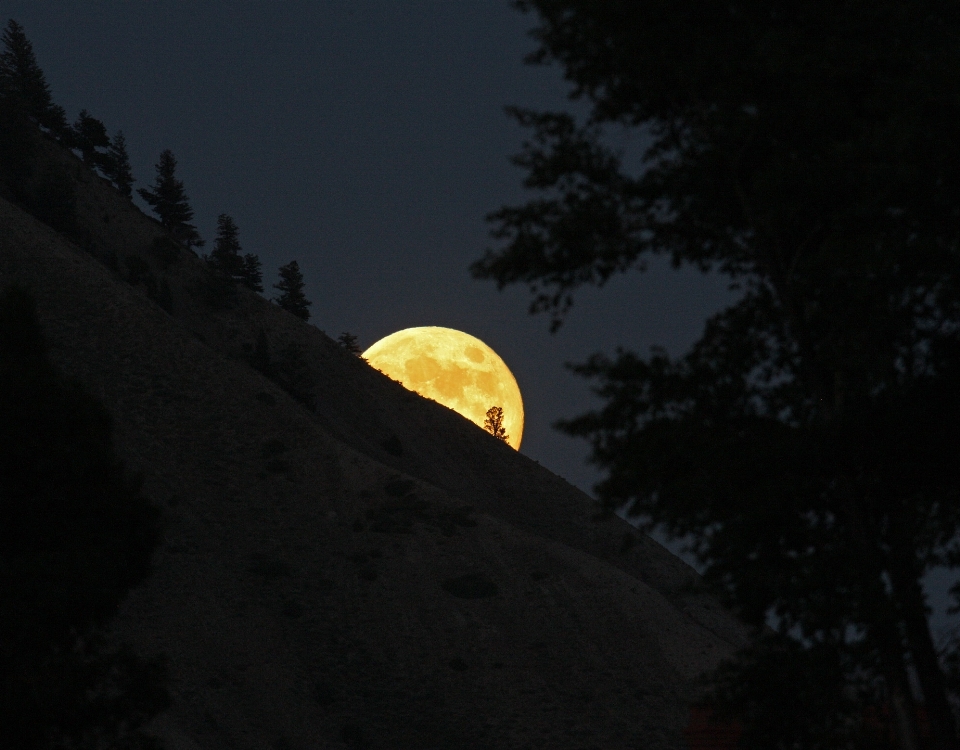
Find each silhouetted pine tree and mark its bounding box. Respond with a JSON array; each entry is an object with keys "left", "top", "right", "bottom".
[
  {"left": 0, "top": 284, "right": 169, "bottom": 748},
  {"left": 337, "top": 332, "right": 362, "bottom": 355},
  {"left": 205, "top": 214, "right": 264, "bottom": 294},
  {"left": 105, "top": 130, "right": 134, "bottom": 198},
  {"left": 137, "top": 149, "right": 204, "bottom": 251},
  {"left": 240, "top": 253, "right": 263, "bottom": 293},
  {"left": 71, "top": 109, "right": 110, "bottom": 170},
  {"left": 483, "top": 406, "right": 508, "bottom": 442},
  {"left": 0, "top": 20, "right": 68, "bottom": 138},
  {"left": 273, "top": 260, "right": 311, "bottom": 320},
  {"left": 0, "top": 57, "right": 36, "bottom": 195},
  {"left": 208, "top": 213, "right": 244, "bottom": 278}
]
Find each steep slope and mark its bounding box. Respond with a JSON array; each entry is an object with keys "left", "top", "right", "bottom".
[
  {"left": 52, "top": 134, "right": 746, "bottom": 647},
  {"left": 0, "top": 146, "right": 749, "bottom": 749}
]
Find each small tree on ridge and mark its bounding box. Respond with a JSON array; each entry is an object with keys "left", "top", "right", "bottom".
[
  {"left": 337, "top": 332, "right": 362, "bottom": 355},
  {"left": 240, "top": 252, "right": 263, "bottom": 293},
  {"left": 273, "top": 260, "right": 311, "bottom": 321},
  {"left": 105, "top": 130, "right": 135, "bottom": 198},
  {"left": 137, "top": 149, "right": 203, "bottom": 251},
  {"left": 71, "top": 109, "right": 110, "bottom": 170},
  {"left": 208, "top": 213, "right": 244, "bottom": 278},
  {"left": 484, "top": 406, "right": 508, "bottom": 443}
]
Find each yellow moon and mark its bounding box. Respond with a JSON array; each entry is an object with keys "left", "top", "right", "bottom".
[{"left": 363, "top": 327, "right": 524, "bottom": 449}]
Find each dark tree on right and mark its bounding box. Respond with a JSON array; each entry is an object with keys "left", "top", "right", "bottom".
[
  {"left": 137, "top": 150, "right": 204, "bottom": 251},
  {"left": 273, "top": 260, "right": 311, "bottom": 321},
  {"left": 473, "top": 2, "right": 960, "bottom": 748}
]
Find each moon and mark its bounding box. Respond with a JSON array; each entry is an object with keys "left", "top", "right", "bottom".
[{"left": 363, "top": 327, "right": 524, "bottom": 449}]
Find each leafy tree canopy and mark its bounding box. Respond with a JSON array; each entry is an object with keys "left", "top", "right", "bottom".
[{"left": 473, "top": 2, "right": 960, "bottom": 747}]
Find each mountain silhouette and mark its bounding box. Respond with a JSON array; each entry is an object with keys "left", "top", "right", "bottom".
[{"left": 0, "top": 130, "right": 748, "bottom": 749}]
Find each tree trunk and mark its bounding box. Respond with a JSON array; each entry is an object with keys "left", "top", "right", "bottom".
[
  {"left": 889, "top": 550, "right": 959, "bottom": 750},
  {"left": 839, "top": 492, "right": 925, "bottom": 749},
  {"left": 874, "top": 616, "right": 924, "bottom": 750}
]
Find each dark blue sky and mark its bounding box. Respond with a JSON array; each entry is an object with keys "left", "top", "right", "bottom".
[{"left": 4, "top": 0, "right": 734, "bottom": 495}]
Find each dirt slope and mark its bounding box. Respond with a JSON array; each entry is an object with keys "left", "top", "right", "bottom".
[{"left": 0, "top": 147, "right": 749, "bottom": 749}]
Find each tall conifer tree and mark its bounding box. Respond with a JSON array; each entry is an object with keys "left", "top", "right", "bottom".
[
  {"left": 137, "top": 150, "right": 203, "bottom": 251},
  {"left": 273, "top": 260, "right": 311, "bottom": 321},
  {"left": 0, "top": 47, "right": 35, "bottom": 194},
  {"left": 208, "top": 213, "right": 244, "bottom": 277},
  {"left": 105, "top": 130, "right": 135, "bottom": 199},
  {"left": 240, "top": 253, "right": 264, "bottom": 293},
  {"left": 206, "top": 214, "right": 264, "bottom": 293},
  {"left": 71, "top": 109, "right": 110, "bottom": 170},
  {"left": 0, "top": 20, "right": 67, "bottom": 137},
  {"left": 337, "top": 332, "right": 363, "bottom": 355}
]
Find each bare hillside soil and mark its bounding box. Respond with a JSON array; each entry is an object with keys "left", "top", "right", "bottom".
[{"left": 0, "top": 139, "right": 749, "bottom": 749}]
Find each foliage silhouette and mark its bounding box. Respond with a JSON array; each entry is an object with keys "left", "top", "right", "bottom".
[
  {"left": 105, "top": 130, "right": 135, "bottom": 199},
  {"left": 137, "top": 149, "right": 203, "bottom": 251},
  {"left": 483, "top": 405, "right": 508, "bottom": 442},
  {"left": 0, "top": 19, "right": 68, "bottom": 138},
  {"left": 273, "top": 260, "right": 311, "bottom": 321},
  {"left": 240, "top": 252, "right": 264, "bottom": 293},
  {"left": 206, "top": 213, "right": 264, "bottom": 294},
  {"left": 0, "top": 64, "right": 37, "bottom": 197},
  {"left": 337, "top": 332, "right": 363, "bottom": 355},
  {"left": 71, "top": 109, "right": 110, "bottom": 171},
  {"left": 207, "top": 213, "right": 244, "bottom": 278},
  {"left": 0, "top": 284, "right": 169, "bottom": 748},
  {"left": 474, "top": 2, "right": 960, "bottom": 747}
]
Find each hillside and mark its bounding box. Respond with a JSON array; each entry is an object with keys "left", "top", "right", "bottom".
[{"left": 0, "top": 133, "right": 749, "bottom": 749}]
